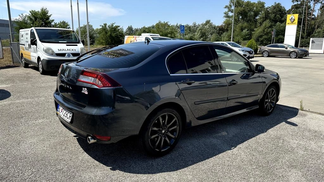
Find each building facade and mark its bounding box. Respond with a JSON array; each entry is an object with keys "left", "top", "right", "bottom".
[{"left": 0, "top": 19, "right": 15, "bottom": 40}]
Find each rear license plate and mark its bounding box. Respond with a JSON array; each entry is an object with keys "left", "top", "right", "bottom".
[{"left": 57, "top": 105, "right": 73, "bottom": 123}]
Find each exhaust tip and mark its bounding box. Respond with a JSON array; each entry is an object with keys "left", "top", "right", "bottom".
[{"left": 87, "top": 136, "right": 97, "bottom": 144}]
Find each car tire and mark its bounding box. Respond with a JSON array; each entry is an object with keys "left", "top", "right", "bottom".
[
  {"left": 38, "top": 59, "right": 46, "bottom": 75},
  {"left": 262, "top": 51, "right": 269, "bottom": 57},
  {"left": 21, "top": 55, "right": 29, "bottom": 68},
  {"left": 290, "top": 52, "right": 297, "bottom": 58},
  {"left": 141, "top": 108, "right": 182, "bottom": 156},
  {"left": 259, "top": 85, "right": 278, "bottom": 116}
]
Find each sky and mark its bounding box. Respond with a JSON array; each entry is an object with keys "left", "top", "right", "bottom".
[{"left": 0, "top": 0, "right": 301, "bottom": 30}]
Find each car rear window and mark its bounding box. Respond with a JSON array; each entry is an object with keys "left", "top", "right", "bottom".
[{"left": 77, "top": 43, "right": 160, "bottom": 68}]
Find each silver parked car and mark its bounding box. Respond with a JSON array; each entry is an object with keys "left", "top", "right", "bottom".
[
  {"left": 214, "top": 41, "right": 254, "bottom": 59},
  {"left": 259, "top": 44, "right": 309, "bottom": 58}
]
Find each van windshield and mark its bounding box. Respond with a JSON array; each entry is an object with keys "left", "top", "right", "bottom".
[{"left": 35, "top": 29, "right": 80, "bottom": 43}]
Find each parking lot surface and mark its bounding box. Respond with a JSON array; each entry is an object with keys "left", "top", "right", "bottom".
[{"left": 1, "top": 55, "right": 324, "bottom": 181}]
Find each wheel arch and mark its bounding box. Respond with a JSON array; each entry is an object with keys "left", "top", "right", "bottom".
[{"left": 139, "top": 102, "right": 188, "bottom": 135}]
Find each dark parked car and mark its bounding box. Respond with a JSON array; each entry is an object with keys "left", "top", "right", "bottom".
[
  {"left": 54, "top": 40, "right": 281, "bottom": 156},
  {"left": 259, "top": 43, "right": 309, "bottom": 58}
]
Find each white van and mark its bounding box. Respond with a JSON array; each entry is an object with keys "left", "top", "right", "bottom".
[
  {"left": 124, "top": 33, "right": 172, "bottom": 44},
  {"left": 19, "top": 27, "right": 86, "bottom": 74}
]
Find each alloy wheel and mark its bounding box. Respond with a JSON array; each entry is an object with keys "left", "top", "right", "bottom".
[
  {"left": 290, "top": 52, "right": 297, "bottom": 58},
  {"left": 264, "top": 87, "right": 277, "bottom": 113},
  {"left": 262, "top": 51, "right": 269, "bottom": 57},
  {"left": 148, "top": 112, "right": 180, "bottom": 152}
]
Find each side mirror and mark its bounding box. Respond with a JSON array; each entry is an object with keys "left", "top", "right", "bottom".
[
  {"left": 255, "top": 64, "right": 265, "bottom": 73},
  {"left": 81, "top": 40, "right": 85, "bottom": 45}
]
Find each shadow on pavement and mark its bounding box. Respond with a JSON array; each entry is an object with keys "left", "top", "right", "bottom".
[
  {"left": 0, "top": 89, "right": 11, "bottom": 101},
  {"left": 77, "top": 104, "right": 299, "bottom": 174},
  {"left": 30, "top": 66, "right": 58, "bottom": 76}
]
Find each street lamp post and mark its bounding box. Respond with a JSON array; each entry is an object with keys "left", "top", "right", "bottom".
[
  {"left": 298, "top": 0, "right": 306, "bottom": 48},
  {"left": 231, "top": 0, "right": 236, "bottom": 42},
  {"left": 70, "top": 0, "right": 74, "bottom": 31},
  {"left": 77, "top": 0, "right": 81, "bottom": 41},
  {"left": 6, "top": 0, "right": 13, "bottom": 42},
  {"left": 86, "top": 0, "right": 90, "bottom": 51}
]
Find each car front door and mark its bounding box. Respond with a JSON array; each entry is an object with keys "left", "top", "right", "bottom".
[
  {"left": 213, "top": 45, "right": 265, "bottom": 113},
  {"left": 167, "top": 45, "right": 228, "bottom": 120}
]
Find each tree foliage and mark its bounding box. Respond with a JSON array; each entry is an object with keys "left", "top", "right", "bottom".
[
  {"left": 27, "top": 8, "right": 54, "bottom": 27},
  {"left": 53, "top": 21, "right": 70, "bottom": 29},
  {"left": 95, "top": 23, "right": 124, "bottom": 45},
  {"left": 76, "top": 24, "right": 96, "bottom": 45},
  {"left": 246, "top": 39, "right": 258, "bottom": 53}
]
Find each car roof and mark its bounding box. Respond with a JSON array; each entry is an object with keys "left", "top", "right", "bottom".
[{"left": 130, "top": 40, "right": 206, "bottom": 48}]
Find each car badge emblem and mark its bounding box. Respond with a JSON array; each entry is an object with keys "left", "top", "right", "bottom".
[
  {"left": 65, "top": 53, "right": 72, "bottom": 58},
  {"left": 289, "top": 15, "right": 295, "bottom": 23},
  {"left": 82, "top": 88, "right": 88, "bottom": 95}
]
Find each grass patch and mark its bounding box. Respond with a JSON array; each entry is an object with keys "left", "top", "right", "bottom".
[{"left": 0, "top": 47, "right": 16, "bottom": 68}]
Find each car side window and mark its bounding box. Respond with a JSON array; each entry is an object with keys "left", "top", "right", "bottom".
[
  {"left": 167, "top": 51, "right": 187, "bottom": 74},
  {"left": 278, "top": 45, "right": 286, "bottom": 49},
  {"left": 268, "top": 44, "right": 278, "bottom": 48},
  {"left": 214, "top": 46, "right": 250, "bottom": 73},
  {"left": 182, "top": 46, "right": 218, "bottom": 74}
]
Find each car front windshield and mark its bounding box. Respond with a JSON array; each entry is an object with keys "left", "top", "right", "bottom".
[
  {"left": 228, "top": 42, "right": 242, "bottom": 48},
  {"left": 35, "top": 29, "right": 80, "bottom": 43}
]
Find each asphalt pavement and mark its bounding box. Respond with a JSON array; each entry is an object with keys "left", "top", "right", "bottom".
[{"left": 0, "top": 55, "right": 324, "bottom": 181}]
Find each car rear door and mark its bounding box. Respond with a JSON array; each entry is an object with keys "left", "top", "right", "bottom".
[
  {"left": 167, "top": 45, "right": 228, "bottom": 120},
  {"left": 213, "top": 45, "right": 265, "bottom": 113}
]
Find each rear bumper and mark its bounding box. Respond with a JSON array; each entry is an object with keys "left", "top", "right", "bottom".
[{"left": 53, "top": 91, "right": 144, "bottom": 144}]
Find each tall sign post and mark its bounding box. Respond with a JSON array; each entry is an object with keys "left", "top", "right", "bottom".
[
  {"left": 180, "top": 25, "right": 185, "bottom": 39},
  {"left": 284, "top": 14, "right": 299, "bottom": 46}
]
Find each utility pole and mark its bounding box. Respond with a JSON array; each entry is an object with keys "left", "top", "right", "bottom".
[
  {"left": 70, "top": 0, "right": 74, "bottom": 31},
  {"left": 298, "top": 0, "right": 306, "bottom": 48},
  {"left": 231, "top": 0, "right": 236, "bottom": 42},
  {"left": 77, "top": 0, "right": 81, "bottom": 41},
  {"left": 86, "top": 0, "right": 90, "bottom": 51},
  {"left": 6, "top": 0, "right": 13, "bottom": 42}
]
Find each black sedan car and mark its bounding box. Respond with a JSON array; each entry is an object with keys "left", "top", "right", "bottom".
[
  {"left": 54, "top": 40, "right": 281, "bottom": 156},
  {"left": 259, "top": 43, "right": 309, "bottom": 58}
]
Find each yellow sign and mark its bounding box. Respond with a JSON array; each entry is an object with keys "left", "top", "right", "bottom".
[{"left": 286, "top": 14, "right": 299, "bottom": 25}]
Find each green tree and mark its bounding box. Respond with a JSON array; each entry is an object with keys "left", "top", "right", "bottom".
[
  {"left": 246, "top": 39, "right": 258, "bottom": 53},
  {"left": 53, "top": 21, "right": 70, "bottom": 29},
  {"left": 254, "top": 3, "right": 286, "bottom": 45},
  {"left": 125, "top": 25, "right": 135, "bottom": 35},
  {"left": 28, "top": 7, "right": 54, "bottom": 27},
  {"left": 95, "top": 23, "right": 124, "bottom": 45},
  {"left": 14, "top": 14, "right": 30, "bottom": 33},
  {"left": 76, "top": 24, "right": 96, "bottom": 45}
]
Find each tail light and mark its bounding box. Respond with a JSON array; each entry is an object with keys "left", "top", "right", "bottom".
[{"left": 77, "top": 70, "right": 121, "bottom": 88}]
